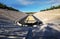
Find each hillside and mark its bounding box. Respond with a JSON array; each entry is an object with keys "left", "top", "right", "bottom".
[
  {"left": 0, "top": 9, "right": 28, "bottom": 24},
  {"left": 34, "top": 9, "right": 60, "bottom": 24},
  {"left": 0, "top": 3, "right": 19, "bottom": 11},
  {"left": 41, "top": 5, "right": 60, "bottom": 11}
]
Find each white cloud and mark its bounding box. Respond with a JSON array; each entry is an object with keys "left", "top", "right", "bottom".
[
  {"left": 52, "top": 0, "right": 60, "bottom": 6},
  {"left": 17, "top": 0, "right": 60, "bottom": 6},
  {"left": 44, "top": 0, "right": 60, "bottom": 6},
  {"left": 42, "top": 0, "right": 60, "bottom": 6},
  {"left": 17, "top": 0, "right": 34, "bottom": 5}
]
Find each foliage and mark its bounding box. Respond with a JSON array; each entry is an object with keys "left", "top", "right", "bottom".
[
  {"left": 0, "top": 3, "right": 19, "bottom": 11},
  {"left": 40, "top": 5, "right": 60, "bottom": 11},
  {"left": 26, "top": 12, "right": 36, "bottom": 14}
]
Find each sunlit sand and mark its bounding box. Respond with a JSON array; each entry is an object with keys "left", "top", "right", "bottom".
[{"left": 25, "top": 15, "right": 36, "bottom": 23}]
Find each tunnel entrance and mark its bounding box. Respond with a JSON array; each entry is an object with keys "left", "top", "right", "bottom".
[
  {"left": 17, "top": 15, "right": 43, "bottom": 39},
  {"left": 17, "top": 15, "right": 43, "bottom": 27}
]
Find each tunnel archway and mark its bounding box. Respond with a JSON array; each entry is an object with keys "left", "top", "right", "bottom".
[{"left": 17, "top": 15, "right": 43, "bottom": 27}]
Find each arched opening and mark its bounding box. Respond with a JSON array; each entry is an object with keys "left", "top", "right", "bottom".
[{"left": 17, "top": 15, "right": 43, "bottom": 27}]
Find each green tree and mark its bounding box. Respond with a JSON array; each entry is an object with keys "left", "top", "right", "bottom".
[
  {"left": 40, "top": 5, "right": 60, "bottom": 11},
  {"left": 0, "top": 3, "right": 19, "bottom": 11}
]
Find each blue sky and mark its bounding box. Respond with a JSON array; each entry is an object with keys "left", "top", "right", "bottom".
[{"left": 0, "top": 0, "right": 60, "bottom": 12}]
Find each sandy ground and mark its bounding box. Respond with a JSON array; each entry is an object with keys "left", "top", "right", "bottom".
[
  {"left": 0, "top": 9, "right": 27, "bottom": 22},
  {"left": 33, "top": 9, "right": 60, "bottom": 24},
  {"left": 0, "top": 9, "right": 60, "bottom": 39},
  {"left": 24, "top": 15, "right": 36, "bottom": 23}
]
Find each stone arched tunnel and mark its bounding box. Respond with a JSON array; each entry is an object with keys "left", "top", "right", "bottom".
[{"left": 17, "top": 14, "right": 43, "bottom": 27}]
